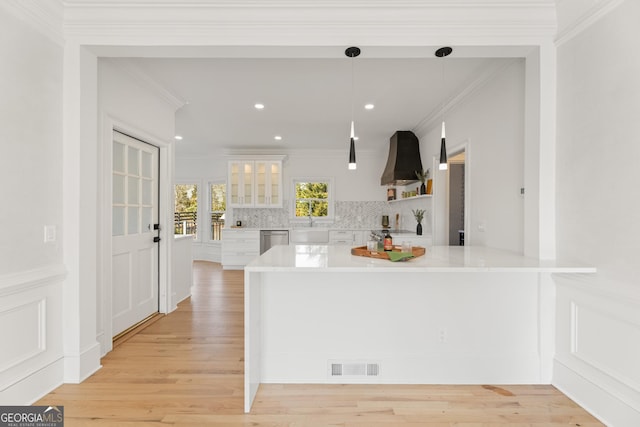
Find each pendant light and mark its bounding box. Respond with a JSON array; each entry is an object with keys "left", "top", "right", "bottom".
[
  {"left": 435, "top": 46, "right": 452, "bottom": 171},
  {"left": 345, "top": 46, "right": 360, "bottom": 170}
]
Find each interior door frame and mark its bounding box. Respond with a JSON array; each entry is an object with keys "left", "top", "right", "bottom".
[
  {"left": 98, "top": 115, "right": 173, "bottom": 356},
  {"left": 433, "top": 139, "right": 471, "bottom": 246},
  {"left": 448, "top": 140, "right": 471, "bottom": 246}
]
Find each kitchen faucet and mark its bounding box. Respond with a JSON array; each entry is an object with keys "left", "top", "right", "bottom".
[{"left": 307, "top": 200, "right": 313, "bottom": 227}]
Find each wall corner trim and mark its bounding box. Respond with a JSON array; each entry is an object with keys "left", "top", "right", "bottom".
[
  {"left": 0, "top": 0, "right": 64, "bottom": 46},
  {"left": 556, "top": 0, "right": 625, "bottom": 46}
]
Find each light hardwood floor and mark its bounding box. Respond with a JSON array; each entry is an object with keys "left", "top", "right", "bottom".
[{"left": 37, "top": 261, "right": 603, "bottom": 426}]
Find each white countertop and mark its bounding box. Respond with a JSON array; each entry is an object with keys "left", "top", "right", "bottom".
[{"left": 245, "top": 244, "right": 596, "bottom": 273}]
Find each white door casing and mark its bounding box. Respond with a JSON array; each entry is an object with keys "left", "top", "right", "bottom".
[{"left": 111, "top": 130, "right": 159, "bottom": 336}]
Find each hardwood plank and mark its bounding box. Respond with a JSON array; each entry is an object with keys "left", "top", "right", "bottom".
[{"left": 36, "top": 261, "right": 603, "bottom": 426}]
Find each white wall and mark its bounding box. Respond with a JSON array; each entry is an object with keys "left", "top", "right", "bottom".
[
  {"left": 0, "top": 7, "right": 63, "bottom": 274},
  {"left": 172, "top": 236, "right": 193, "bottom": 306},
  {"left": 0, "top": 4, "right": 66, "bottom": 404},
  {"left": 554, "top": 1, "right": 640, "bottom": 425},
  {"left": 419, "top": 60, "right": 525, "bottom": 252}
]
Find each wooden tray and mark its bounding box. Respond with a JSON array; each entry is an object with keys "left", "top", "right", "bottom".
[{"left": 351, "top": 245, "right": 426, "bottom": 260}]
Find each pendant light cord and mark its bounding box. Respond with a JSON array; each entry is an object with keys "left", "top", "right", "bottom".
[
  {"left": 441, "top": 52, "right": 445, "bottom": 125},
  {"left": 350, "top": 51, "right": 355, "bottom": 137},
  {"left": 435, "top": 47, "right": 453, "bottom": 127}
]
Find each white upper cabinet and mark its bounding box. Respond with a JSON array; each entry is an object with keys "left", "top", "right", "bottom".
[
  {"left": 228, "top": 157, "right": 284, "bottom": 208},
  {"left": 228, "top": 160, "right": 255, "bottom": 207},
  {"left": 254, "top": 160, "right": 282, "bottom": 208}
]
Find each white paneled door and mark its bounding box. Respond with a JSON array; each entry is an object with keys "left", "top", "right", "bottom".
[{"left": 111, "top": 131, "right": 159, "bottom": 336}]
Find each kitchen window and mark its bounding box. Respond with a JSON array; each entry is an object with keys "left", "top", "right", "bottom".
[
  {"left": 293, "top": 178, "right": 333, "bottom": 221},
  {"left": 210, "top": 182, "right": 226, "bottom": 240},
  {"left": 174, "top": 183, "right": 198, "bottom": 238}
]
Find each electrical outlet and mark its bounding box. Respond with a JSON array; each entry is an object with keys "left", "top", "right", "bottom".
[
  {"left": 44, "top": 225, "right": 56, "bottom": 243},
  {"left": 438, "top": 328, "right": 447, "bottom": 344}
]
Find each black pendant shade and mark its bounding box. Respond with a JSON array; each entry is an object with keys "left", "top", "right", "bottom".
[
  {"left": 439, "top": 139, "right": 448, "bottom": 169},
  {"left": 439, "top": 136, "right": 448, "bottom": 171},
  {"left": 349, "top": 137, "right": 356, "bottom": 170},
  {"left": 439, "top": 121, "right": 448, "bottom": 170}
]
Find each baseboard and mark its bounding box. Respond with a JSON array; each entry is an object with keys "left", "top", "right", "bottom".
[
  {"left": 0, "top": 358, "right": 64, "bottom": 405},
  {"left": 553, "top": 359, "right": 640, "bottom": 426},
  {"left": 63, "top": 342, "right": 102, "bottom": 383}
]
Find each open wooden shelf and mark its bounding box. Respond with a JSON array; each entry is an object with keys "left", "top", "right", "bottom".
[{"left": 388, "top": 194, "right": 432, "bottom": 203}]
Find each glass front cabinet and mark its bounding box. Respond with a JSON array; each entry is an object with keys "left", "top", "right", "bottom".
[
  {"left": 255, "top": 160, "right": 282, "bottom": 208},
  {"left": 228, "top": 161, "right": 254, "bottom": 207},
  {"left": 227, "top": 158, "right": 283, "bottom": 208}
]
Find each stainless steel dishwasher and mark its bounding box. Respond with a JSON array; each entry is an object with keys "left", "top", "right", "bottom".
[{"left": 259, "top": 230, "right": 289, "bottom": 255}]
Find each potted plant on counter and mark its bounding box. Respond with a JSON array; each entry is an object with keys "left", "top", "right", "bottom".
[
  {"left": 415, "top": 169, "right": 430, "bottom": 195},
  {"left": 412, "top": 208, "right": 425, "bottom": 235}
]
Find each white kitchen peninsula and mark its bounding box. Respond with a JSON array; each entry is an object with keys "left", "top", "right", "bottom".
[{"left": 243, "top": 245, "right": 595, "bottom": 412}]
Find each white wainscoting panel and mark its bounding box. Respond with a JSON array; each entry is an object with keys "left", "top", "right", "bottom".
[
  {"left": 0, "top": 265, "right": 65, "bottom": 404},
  {"left": 571, "top": 301, "right": 640, "bottom": 391},
  {"left": 554, "top": 275, "right": 640, "bottom": 426},
  {"left": 0, "top": 299, "right": 45, "bottom": 372}
]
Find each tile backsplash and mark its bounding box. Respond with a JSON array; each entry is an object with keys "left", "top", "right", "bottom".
[{"left": 232, "top": 200, "right": 431, "bottom": 234}]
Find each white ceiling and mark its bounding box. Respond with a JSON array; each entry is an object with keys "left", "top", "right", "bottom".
[{"left": 109, "top": 48, "right": 517, "bottom": 156}]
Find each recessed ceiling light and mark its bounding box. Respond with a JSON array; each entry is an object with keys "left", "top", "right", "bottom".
[
  {"left": 274, "top": 135, "right": 282, "bottom": 141},
  {"left": 254, "top": 103, "right": 265, "bottom": 110},
  {"left": 364, "top": 104, "right": 375, "bottom": 110},
  {"left": 174, "top": 135, "right": 183, "bottom": 140}
]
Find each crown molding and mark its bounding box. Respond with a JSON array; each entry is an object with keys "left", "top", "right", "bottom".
[
  {"left": 104, "top": 59, "right": 187, "bottom": 111},
  {"left": 63, "top": 0, "right": 556, "bottom": 7},
  {"left": 1, "top": 0, "right": 64, "bottom": 46},
  {"left": 62, "top": 1, "right": 557, "bottom": 44},
  {"left": 555, "top": 0, "right": 625, "bottom": 46},
  {"left": 412, "top": 58, "right": 520, "bottom": 137}
]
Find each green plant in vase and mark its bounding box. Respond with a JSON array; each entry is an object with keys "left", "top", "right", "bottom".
[
  {"left": 412, "top": 208, "right": 425, "bottom": 235},
  {"left": 415, "top": 169, "right": 430, "bottom": 195}
]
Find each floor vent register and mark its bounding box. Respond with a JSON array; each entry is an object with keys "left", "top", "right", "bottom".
[{"left": 330, "top": 362, "right": 380, "bottom": 377}]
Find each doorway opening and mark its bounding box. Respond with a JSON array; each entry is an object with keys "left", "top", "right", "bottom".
[{"left": 448, "top": 150, "right": 466, "bottom": 246}]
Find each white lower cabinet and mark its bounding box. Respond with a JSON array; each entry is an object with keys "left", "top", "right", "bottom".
[
  {"left": 328, "top": 230, "right": 366, "bottom": 246},
  {"left": 392, "top": 234, "right": 433, "bottom": 248},
  {"left": 328, "top": 230, "right": 354, "bottom": 245},
  {"left": 221, "top": 229, "right": 260, "bottom": 270}
]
